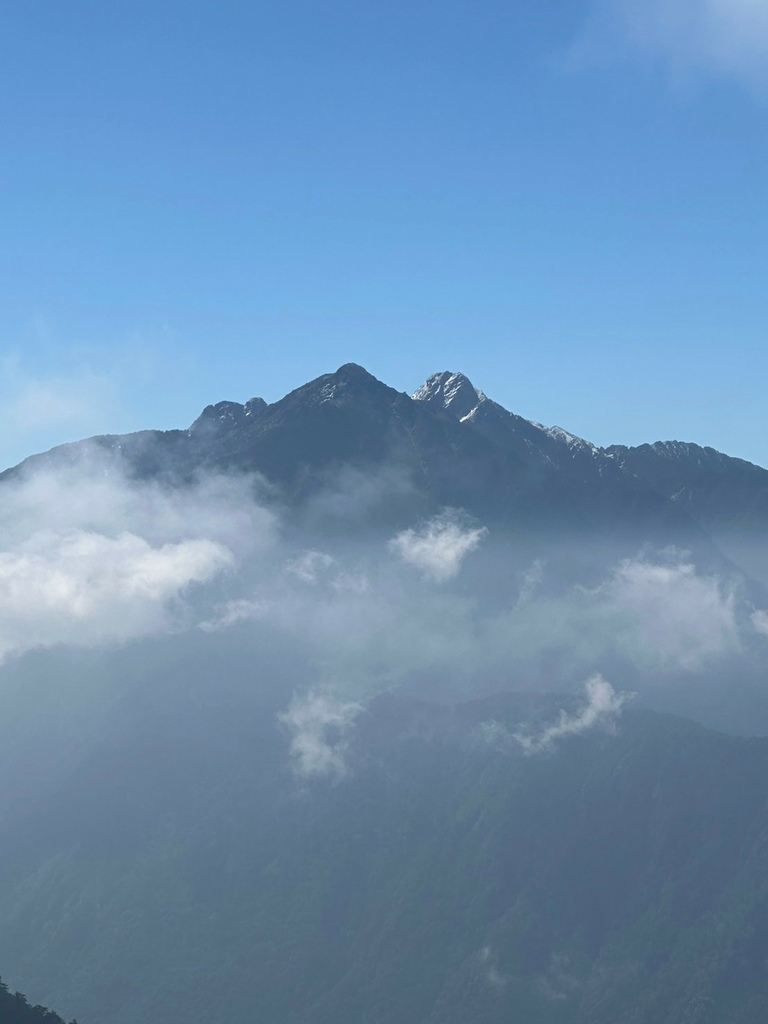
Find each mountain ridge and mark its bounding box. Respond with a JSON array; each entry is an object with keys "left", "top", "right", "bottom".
[{"left": 2, "top": 363, "right": 764, "bottom": 593}]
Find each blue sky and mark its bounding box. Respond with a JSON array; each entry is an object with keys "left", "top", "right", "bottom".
[{"left": 1, "top": 0, "right": 767, "bottom": 470}]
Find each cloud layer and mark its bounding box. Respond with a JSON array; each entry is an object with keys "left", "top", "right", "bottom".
[{"left": 2, "top": 453, "right": 768, "bottom": 773}]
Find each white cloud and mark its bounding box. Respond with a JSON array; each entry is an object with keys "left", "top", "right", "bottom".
[
  {"left": 279, "top": 690, "right": 363, "bottom": 779},
  {"left": 481, "top": 675, "right": 631, "bottom": 755},
  {"left": 593, "top": 557, "right": 739, "bottom": 670},
  {"left": 1, "top": 457, "right": 274, "bottom": 555},
  {"left": 0, "top": 459, "right": 276, "bottom": 660},
  {"left": 390, "top": 510, "right": 487, "bottom": 583},
  {"left": 578, "top": 0, "right": 768, "bottom": 90},
  {"left": 751, "top": 609, "right": 768, "bottom": 635},
  {"left": 0, "top": 530, "right": 231, "bottom": 659}
]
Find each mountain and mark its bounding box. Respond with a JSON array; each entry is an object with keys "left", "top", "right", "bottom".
[
  {"left": 3, "top": 364, "right": 768, "bottom": 1023},
  {"left": 3, "top": 693, "right": 768, "bottom": 1024},
  {"left": 0, "top": 363, "right": 737, "bottom": 564}
]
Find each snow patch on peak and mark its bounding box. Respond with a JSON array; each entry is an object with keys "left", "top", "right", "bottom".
[
  {"left": 650, "top": 440, "right": 699, "bottom": 459},
  {"left": 541, "top": 425, "right": 597, "bottom": 453},
  {"left": 413, "top": 371, "right": 486, "bottom": 421},
  {"left": 319, "top": 381, "right": 340, "bottom": 402}
]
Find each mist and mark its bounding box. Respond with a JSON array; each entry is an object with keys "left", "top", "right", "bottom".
[{"left": 1, "top": 450, "right": 768, "bottom": 798}]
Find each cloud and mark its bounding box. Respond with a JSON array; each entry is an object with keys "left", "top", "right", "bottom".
[
  {"left": 285, "top": 550, "right": 336, "bottom": 585},
  {"left": 279, "top": 689, "right": 363, "bottom": 779},
  {"left": 481, "top": 675, "right": 631, "bottom": 755},
  {"left": 751, "top": 609, "right": 768, "bottom": 635},
  {"left": 0, "top": 458, "right": 275, "bottom": 660},
  {"left": 592, "top": 557, "right": 739, "bottom": 670},
  {"left": 0, "top": 530, "right": 231, "bottom": 659},
  {"left": 390, "top": 510, "right": 487, "bottom": 583},
  {"left": 576, "top": 0, "right": 768, "bottom": 90},
  {"left": 198, "top": 598, "right": 268, "bottom": 632},
  {"left": 0, "top": 449, "right": 752, "bottom": 747},
  {"left": 516, "top": 559, "right": 544, "bottom": 608}
]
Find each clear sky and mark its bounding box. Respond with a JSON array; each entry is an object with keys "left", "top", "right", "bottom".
[{"left": 1, "top": 0, "right": 767, "bottom": 471}]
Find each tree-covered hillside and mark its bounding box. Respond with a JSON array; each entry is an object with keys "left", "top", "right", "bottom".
[{"left": 0, "top": 977, "right": 73, "bottom": 1024}]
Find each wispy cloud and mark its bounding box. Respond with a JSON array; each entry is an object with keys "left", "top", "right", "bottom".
[
  {"left": 481, "top": 675, "right": 631, "bottom": 755},
  {"left": 280, "top": 689, "right": 363, "bottom": 779},
  {"left": 390, "top": 510, "right": 487, "bottom": 583},
  {"left": 576, "top": 0, "right": 768, "bottom": 92}
]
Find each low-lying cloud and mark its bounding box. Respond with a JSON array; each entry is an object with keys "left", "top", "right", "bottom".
[
  {"left": 481, "top": 675, "right": 631, "bottom": 755},
  {"left": 280, "top": 689, "right": 363, "bottom": 779},
  {"left": 0, "top": 456, "right": 274, "bottom": 660},
  {"left": 0, "top": 450, "right": 765, "bottom": 762},
  {"left": 591, "top": 557, "right": 739, "bottom": 670},
  {"left": 0, "top": 530, "right": 230, "bottom": 660},
  {"left": 390, "top": 510, "right": 487, "bottom": 582}
]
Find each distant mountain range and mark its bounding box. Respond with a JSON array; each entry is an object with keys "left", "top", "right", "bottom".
[
  {"left": 5, "top": 362, "right": 768, "bottom": 579},
  {"left": 3, "top": 364, "right": 768, "bottom": 1024}
]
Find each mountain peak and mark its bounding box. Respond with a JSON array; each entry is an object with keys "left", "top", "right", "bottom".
[
  {"left": 412, "top": 371, "right": 486, "bottom": 421},
  {"left": 335, "top": 362, "right": 377, "bottom": 381}
]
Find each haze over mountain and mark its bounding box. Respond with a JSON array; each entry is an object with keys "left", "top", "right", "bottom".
[{"left": 3, "top": 364, "right": 768, "bottom": 1024}]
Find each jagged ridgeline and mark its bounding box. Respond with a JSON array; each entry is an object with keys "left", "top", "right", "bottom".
[
  {"left": 0, "top": 977, "right": 74, "bottom": 1023},
  {"left": 3, "top": 365, "right": 768, "bottom": 1024},
  {"left": 5, "top": 362, "right": 768, "bottom": 574}
]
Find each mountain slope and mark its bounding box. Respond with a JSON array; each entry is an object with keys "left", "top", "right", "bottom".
[{"left": 3, "top": 693, "right": 768, "bottom": 1024}]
